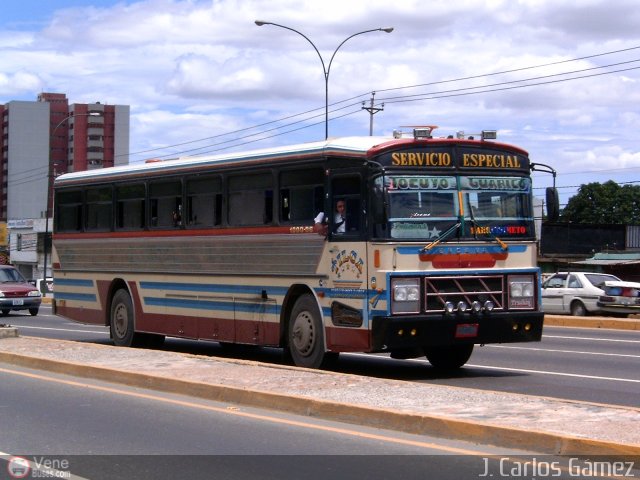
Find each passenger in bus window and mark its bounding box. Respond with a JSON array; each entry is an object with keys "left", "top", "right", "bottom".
[
  {"left": 314, "top": 199, "right": 346, "bottom": 235},
  {"left": 172, "top": 204, "right": 182, "bottom": 227}
]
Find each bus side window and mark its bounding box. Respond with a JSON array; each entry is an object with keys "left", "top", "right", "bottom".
[
  {"left": 55, "top": 190, "right": 84, "bottom": 232},
  {"left": 186, "top": 176, "right": 222, "bottom": 227},
  {"left": 116, "top": 183, "right": 146, "bottom": 230},
  {"left": 228, "top": 173, "right": 273, "bottom": 226},
  {"left": 85, "top": 186, "right": 112, "bottom": 231},
  {"left": 279, "top": 168, "right": 324, "bottom": 223},
  {"left": 149, "top": 179, "right": 182, "bottom": 228}
]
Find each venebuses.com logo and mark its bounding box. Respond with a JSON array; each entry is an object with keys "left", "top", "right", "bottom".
[{"left": 7, "top": 456, "right": 30, "bottom": 479}]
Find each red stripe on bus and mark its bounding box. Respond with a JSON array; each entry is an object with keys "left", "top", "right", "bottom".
[{"left": 54, "top": 225, "right": 304, "bottom": 240}]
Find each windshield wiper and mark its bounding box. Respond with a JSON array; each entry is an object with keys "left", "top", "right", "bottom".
[
  {"left": 421, "top": 221, "right": 461, "bottom": 254},
  {"left": 467, "top": 206, "right": 508, "bottom": 251}
]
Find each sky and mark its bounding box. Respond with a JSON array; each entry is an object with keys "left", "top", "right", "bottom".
[{"left": 1, "top": 0, "right": 639, "bottom": 208}]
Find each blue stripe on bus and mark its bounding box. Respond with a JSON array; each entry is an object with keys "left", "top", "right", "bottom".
[
  {"left": 54, "top": 278, "right": 94, "bottom": 287},
  {"left": 54, "top": 292, "right": 97, "bottom": 302},
  {"left": 140, "top": 281, "right": 290, "bottom": 296},
  {"left": 144, "top": 297, "right": 281, "bottom": 315}
]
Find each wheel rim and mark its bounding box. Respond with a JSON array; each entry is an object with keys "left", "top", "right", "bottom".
[
  {"left": 113, "top": 302, "right": 128, "bottom": 339},
  {"left": 291, "top": 310, "right": 315, "bottom": 357}
]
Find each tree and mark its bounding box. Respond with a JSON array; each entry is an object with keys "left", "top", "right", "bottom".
[{"left": 561, "top": 180, "right": 640, "bottom": 224}]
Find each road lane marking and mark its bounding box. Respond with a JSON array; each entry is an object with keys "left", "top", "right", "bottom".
[
  {"left": 7, "top": 325, "right": 109, "bottom": 334},
  {"left": 486, "top": 344, "right": 640, "bottom": 359},
  {"left": 463, "top": 364, "right": 640, "bottom": 383},
  {"left": 346, "top": 353, "right": 640, "bottom": 384},
  {"left": 0, "top": 367, "right": 493, "bottom": 455},
  {"left": 544, "top": 334, "right": 640, "bottom": 343}
]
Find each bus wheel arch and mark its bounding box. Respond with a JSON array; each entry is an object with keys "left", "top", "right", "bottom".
[{"left": 280, "top": 285, "right": 315, "bottom": 347}]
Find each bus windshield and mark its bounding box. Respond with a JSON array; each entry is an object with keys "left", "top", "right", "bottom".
[{"left": 376, "top": 174, "right": 535, "bottom": 240}]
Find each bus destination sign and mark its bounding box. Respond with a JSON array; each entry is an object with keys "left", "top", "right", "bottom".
[{"left": 377, "top": 146, "right": 529, "bottom": 172}]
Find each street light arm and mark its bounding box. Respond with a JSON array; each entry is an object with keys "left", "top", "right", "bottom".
[
  {"left": 255, "top": 21, "right": 393, "bottom": 139},
  {"left": 326, "top": 28, "right": 393, "bottom": 79},
  {"left": 255, "top": 21, "right": 327, "bottom": 77}
]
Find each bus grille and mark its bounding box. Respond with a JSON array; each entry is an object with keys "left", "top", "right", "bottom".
[{"left": 425, "top": 275, "right": 504, "bottom": 312}]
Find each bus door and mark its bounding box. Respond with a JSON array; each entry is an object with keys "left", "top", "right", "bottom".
[{"left": 325, "top": 172, "right": 369, "bottom": 350}]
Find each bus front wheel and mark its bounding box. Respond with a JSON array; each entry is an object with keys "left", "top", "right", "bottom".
[
  {"left": 110, "top": 289, "right": 140, "bottom": 347},
  {"left": 287, "top": 294, "right": 326, "bottom": 369},
  {"left": 424, "top": 344, "right": 474, "bottom": 370}
]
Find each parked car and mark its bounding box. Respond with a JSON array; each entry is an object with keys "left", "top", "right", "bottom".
[
  {"left": 541, "top": 272, "right": 624, "bottom": 316},
  {"left": 0, "top": 265, "right": 42, "bottom": 316},
  {"left": 597, "top": 281, "right": 640, "bottom": 316}
]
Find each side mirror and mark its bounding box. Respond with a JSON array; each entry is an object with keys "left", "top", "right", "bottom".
[{"left": 545, "top": 187, "right": 560, "bottom": 222}]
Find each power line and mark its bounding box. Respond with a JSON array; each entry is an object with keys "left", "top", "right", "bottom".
[
  {"left": 123, "top": 46, "right": 640, "bottom": 160},
  {"left": 176, "top": 62, "right": 640, "bottom": 159}
]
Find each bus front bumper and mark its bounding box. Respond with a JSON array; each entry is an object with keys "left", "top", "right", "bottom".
[{"left": 370, "top": 311, "right": 544, "bottom": 353}]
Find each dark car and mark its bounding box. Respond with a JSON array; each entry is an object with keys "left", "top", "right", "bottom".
[{"left": 0, "top": 265, "right": 42, "bottom": 316}]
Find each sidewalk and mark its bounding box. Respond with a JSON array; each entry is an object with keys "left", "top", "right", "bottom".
[{"left": 0, "top": 332, "right": 638, "bottom": 458}]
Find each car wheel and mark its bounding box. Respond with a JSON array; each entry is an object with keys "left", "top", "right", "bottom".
[
  {"left": 1, "top": 309, "right": 9, "bottom": 316},
  {"left": 29, "top": 308, "right": 39, "bottom": 316},
  {"left": 570, "top": 301, "right": 587, "bottom": 316}
]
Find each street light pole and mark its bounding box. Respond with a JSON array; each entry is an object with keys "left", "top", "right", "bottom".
[
  {"left": 42, "top": 112, "right": 99, "bottom": 284},
  {"left": 255, "top": 21, "right": 393, "bottom": 140}
]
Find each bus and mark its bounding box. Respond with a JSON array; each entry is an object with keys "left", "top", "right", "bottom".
[{"left": 52, "top": 127, "right": 558, "bottom": 369}]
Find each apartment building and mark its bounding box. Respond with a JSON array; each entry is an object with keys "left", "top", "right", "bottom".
[{"left": 0, "top": 92, "right": 130, "bottom": 281}]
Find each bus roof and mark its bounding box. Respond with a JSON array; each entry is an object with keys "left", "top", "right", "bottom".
[{"left": 54, "top": 134, "right": 529, "bottom": 187}]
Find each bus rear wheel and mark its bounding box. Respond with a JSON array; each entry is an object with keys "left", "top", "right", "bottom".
[
  {"left": 424, "top": 344, "right": 474, "bottom": 370},
  {"left": 110, "top": 289, "right": 141, "bottom": 347},
  {"left": 287, "top": 294, "right": 326, "bottom": 369}
]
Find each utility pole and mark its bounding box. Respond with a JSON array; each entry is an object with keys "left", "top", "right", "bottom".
[{"left": 361, "top": 92, "right": 384, "bottom": 136}]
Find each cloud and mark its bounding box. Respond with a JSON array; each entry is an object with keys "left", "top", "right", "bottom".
[
  {"left": 0, "top": 0, "right": 638, "bottom": 199},
  {"left": 0, "top": 71, "right": 44, "bottom": 95}
]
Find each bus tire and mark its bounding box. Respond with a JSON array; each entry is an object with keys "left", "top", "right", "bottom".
[
  {"left": 424, "top": 344, "right": 474, "bottom": 370},
  {"left": 110, "top": 289, "right": 140, "bottom": 347},
  {"left": 288, "top": 294, "right": 326, "bottom": 369}
]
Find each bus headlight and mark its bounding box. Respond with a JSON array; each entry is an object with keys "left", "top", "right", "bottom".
[
  {"left": 508, "top": 275, "right": 535, "bottom": 309},
  {"left": 391, "top": 278, "right": 420, "bottom": 314}
]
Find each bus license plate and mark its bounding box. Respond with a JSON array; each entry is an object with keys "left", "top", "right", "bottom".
[
  {"left": 455, "top": 323, "right": 478, "bottom": 338},
  {"left": 12, "top": 299, "right": 24, "bottom": 306}
]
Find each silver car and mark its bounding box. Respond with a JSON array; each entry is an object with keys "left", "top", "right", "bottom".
[{"left": 541, "top": 272, "right": 622, "bottom": 316}]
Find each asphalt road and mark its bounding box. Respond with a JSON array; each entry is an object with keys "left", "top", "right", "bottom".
[
  {"left": 0, "top": 363, "right": 585, "bottom": 480},
  {"left": 4, "top": 361, "right": 635, "bottom": 480},
  {"left": 5, "top": 305, "right": 640, "bottom": 408}
]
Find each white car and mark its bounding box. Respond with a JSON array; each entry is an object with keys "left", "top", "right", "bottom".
[
  {"left": 597, "top": 281, "right": 640, "bottom": 316},
  {"left": 541, "top": 272, "right": 624, "bottom": 316}
]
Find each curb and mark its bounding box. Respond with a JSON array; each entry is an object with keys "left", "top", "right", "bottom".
[
  {"left": 544, "top": 315, "right": 640, "bottom": 330},
  {"left": 0, "top": 327, "right": 18, "bottom": 339},
  {"left": 0, "top": 350, "right": 638, "bottom": 458}
]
